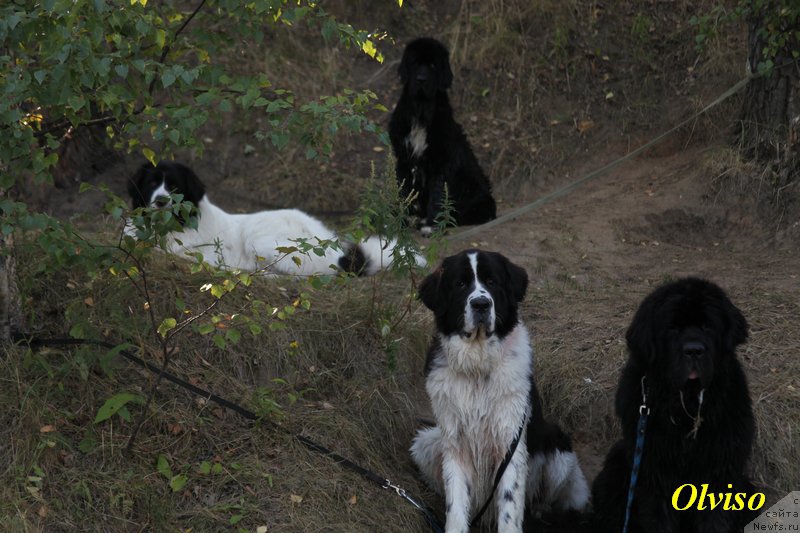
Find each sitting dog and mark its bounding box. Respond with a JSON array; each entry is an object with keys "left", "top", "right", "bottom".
[
  {"left": 126, "top": 161, "right": 424, "bottom": 275},
  {"left": 592, "top": 278, "right": 757, "bottom": 533},
  {"left": 411, "top": 249, "right": 589, "bottom": 532},
  {"left": 389, "top": 38, "right": 496, "bottom": 234}
]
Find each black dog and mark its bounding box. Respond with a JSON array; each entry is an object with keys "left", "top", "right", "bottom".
[
  {"left": 592, "top": 278, "right": 757, "bottom": 533},
  {"left": 389, "top": 38, "right": 496, "bottom": 234}
]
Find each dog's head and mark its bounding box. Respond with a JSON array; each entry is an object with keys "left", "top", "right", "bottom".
[
  {"left": 127, "top": 161, "right": 206, "bottom": 210},
  {"left": 398, "top": 37, "right": 454, "bottom": 99},
  {"left": 419, "top": 249, "right": 528, "bottom": 340},
  {"left": 625, "top": 277, "right": 748, "bottom": 391}
]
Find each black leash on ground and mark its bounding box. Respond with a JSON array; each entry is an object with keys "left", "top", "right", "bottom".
[{"left": 14, "top": 334, "right": 445, "bottom": 533}]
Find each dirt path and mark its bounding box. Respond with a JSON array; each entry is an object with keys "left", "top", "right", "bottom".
[{"left": 456, "top": 141, "right": 799, "bottom": 498}]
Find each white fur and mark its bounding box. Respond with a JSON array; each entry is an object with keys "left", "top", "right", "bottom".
[
  {"left": 407, "top": 122, "right": 428, "bottom": 158},
  {"left": 464, "top": 252, "right": 496, "bottom": 337},
  {"left": 412, "top": 325, "right": 532, "bottom": 532},
  {"left": 128, "top": 192, "right": 423, "bottom": 275},
  {"left": 411, "top": 253, "right": 589, "bottom": 532},
  {"left": 527, "top": 450, "right": 590, "bottom": 515}
]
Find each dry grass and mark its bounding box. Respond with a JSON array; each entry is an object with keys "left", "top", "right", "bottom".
[
  {"left": 5, "top": 1, "right": 798, "bottom": 531},
  {"left": 1, "top": 239, "right": 439, "bottom": 532}
]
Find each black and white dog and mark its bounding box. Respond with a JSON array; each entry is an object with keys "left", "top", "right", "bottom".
[
  {"left": 412, "top": 250, "right": 589, "bottom": 532},
  {"left": 389, "top": 38, "right": 496, "bottom": 235},
  {"left": 126, "top": 161, "right": 424, "bottom": 275}
]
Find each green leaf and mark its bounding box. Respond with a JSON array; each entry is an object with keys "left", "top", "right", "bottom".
[
  {"left": 157, "top": 454, "right": 172, "bottom": 479},
  {"left": 198, "top": 461, "right": 212, "bottom": 475},
  {"left": 155, "top": 28, "right": 166, "bottom": 49},
  {"left": 229, "top": 514, "right": 243, "bottom": 525},
  {"left": 94, "top": 393, "right": 142, "bottom": 424},
  {"left": 69, "top": 323, "right": 86, "bottom": 339},
  {"left": 162, "top": 70, "right": 176, "bottom": 88},
  {"left": 68, "top": 95, "right": 85, "bottom": 111},
  {"left": 142, "top": 147, "right": 156, "bottom": 166},
  {"left": 157, "top": 317, "right": 177, "bottom": 338},
  {"left": 212, "top": 334, "right": 226, "bottom": 349},
  {"left": 78, "top": 436, "right": 98, "bottom": 454},
  {"left": 116, "top": 405, "right": 132, "bottom": 422},
  {"left": 198, "top": 323, "right": 214, "bottom": 335},
  {"left": 225, "top": 328, "right": 241, "bottom": 344},
  {"left": 210, "top": 284, "right": 225, "bottom": 298},
  {"left": 170, "top": 474, "right": 188, "bottom": 492}
]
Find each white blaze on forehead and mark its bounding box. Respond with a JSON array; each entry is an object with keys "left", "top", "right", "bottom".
[
  {"left": 467, "top": 252, "right": 489, "bottom": 301},
  {"left": 464, "top": 251, "right": 495, "bottom": 337}
]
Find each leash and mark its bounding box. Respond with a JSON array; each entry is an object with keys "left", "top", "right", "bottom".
[
  {"left": 622, "top": 376, "right": 649, "bottom": 533},
  {"left": 469, "top": 415, "right": 527, "bottom": 528},
  {"left": 448, "top": 71, "right": 756, "bottom": 243},
  {"left": 15, "top": 335, "right": 444, "bottom": 533}
]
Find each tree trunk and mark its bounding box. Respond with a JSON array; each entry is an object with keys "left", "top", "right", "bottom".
[
  {"left": 0, "top": 231, "right": 22, "bottom": 345},
  {"left": 738, "top": 4, "right": 800, "bottom": 174}
]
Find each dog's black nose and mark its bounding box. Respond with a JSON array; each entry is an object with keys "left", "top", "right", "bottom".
[
  {"left": 415, "top": 65, "right": 430, "bottom": 82},
  {"left": 470, "top": 296, "right": 491, "bottom": 313},
  {"left": 682, "top": 341, "right": 705, "bottom": 358}
]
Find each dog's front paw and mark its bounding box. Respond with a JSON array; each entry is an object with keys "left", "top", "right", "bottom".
[{"left": 419, "top": 225, "right": 434, "bottom": 237}]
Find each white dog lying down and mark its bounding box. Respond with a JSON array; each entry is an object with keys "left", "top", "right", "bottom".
[{"left": 126, "top": 161, "right": 424, "bottom": 275}]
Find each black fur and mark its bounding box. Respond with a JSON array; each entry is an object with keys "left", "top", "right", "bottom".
[
  {"left": 128, "top": 161, "right": 206, "bottom": 210},
  {"left": 592, "top": 278, "right": 757, "bottom": 533},
  {"left": 389, "top": 38, "right": 496, "bottom": 229},
  {"left": 418, "top": 248, "right": 527, "bottom": 341},
  {"left": 337, "top": 245, "right": 367, "bottom": 276}
]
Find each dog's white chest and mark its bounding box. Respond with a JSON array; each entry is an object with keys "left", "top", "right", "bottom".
[
  {"left": 406, "top": 123, "right": 428, "bottom": 158},
  {"left": 427, "top": 328, "right": 533, "bottom": 460}
]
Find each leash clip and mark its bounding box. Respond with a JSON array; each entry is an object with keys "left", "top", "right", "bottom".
[
  {"left": 639, "top": 375, "right": 650, "bottom": 416},
  {"left": 383, "top": 479, "right": 406, "bottom": 499}
]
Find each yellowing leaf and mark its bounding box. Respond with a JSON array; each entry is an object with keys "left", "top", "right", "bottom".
[
  {"left": 290, "top": 494, "right": 303, "bottom": 504},
  {"left": 142, "top": 147, "right": 156, "bottom": 166},
  {"left": 155, "top": 29, "right": 166, "bottom": 50},
  {"left": 39, "top": 425, "right": 56, "bottom": 433},
  {"left": 348, "top": 494, "right": 357, "bottom": 505},
  {"left": 361, "top": 39, "right": 377, "bottom": 59}
]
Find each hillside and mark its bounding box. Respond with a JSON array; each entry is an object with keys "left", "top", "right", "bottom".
[{"left": 3, "top": 1, "right": 798, "bottom": 532}]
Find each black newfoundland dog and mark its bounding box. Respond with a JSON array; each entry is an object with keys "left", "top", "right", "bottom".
[
  {"left": 389, "top": 37, "right": 496, "bottom": 234},
  {"left": 592, "top": 278, "right": 757, "bottom": 533}
]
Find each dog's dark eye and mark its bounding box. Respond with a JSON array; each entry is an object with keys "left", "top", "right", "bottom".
[
  {"left": 485, "top": 277, "right": 494, "bottom": 286},
  {"left": 457, "top": 280, "right": 466, "bottom": 288}
]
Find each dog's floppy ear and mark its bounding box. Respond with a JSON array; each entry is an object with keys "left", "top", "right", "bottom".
[
  {"left": 398, "top": 46, "right": 412, "bottom": 85},
  {"left": 723, "top": 297, "right": 749, "bottom": 352},
  {"left": 418, "top": 266, "right": 443, "bottom": 311},
  {"left": 169, "top": 162, "right": 206, "bottom": 206},
  {"left": 436, "top": 44, "right": 453, "bottom": 91},
  {"left": 127, "top": 163, "right": 152, "bottom": 208},
  {"left": 625, "top": 296, "right": 657, "bottom": 366},
  {"left": 504, "top": 258, "right": 528, "bottom": 304}
]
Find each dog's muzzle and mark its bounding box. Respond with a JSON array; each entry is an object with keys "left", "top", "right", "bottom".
[
  {"left": 153, "top": 195, "right": 171, "bottom": 208},
  {"left": 468, "top": 295, "right": 494, "bottom": 335}
]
